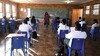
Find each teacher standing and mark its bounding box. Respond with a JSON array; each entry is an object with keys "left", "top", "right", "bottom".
[{"left": 44, "top": 12, "right": 50, "bottom": 28}]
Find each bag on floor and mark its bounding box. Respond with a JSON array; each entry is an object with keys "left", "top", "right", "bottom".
[{"left": 32, "top": 31, "right": 37, "bottom": 39}]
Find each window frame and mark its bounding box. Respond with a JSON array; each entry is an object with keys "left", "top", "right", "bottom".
[
  {"left": 5, "top": 3, "right": 10, "bottom": 18},
  {"left": 93, "top": 4, "right": 99, "bottom": 15},
  {"left": 12, "top": 5, "right": 16, "bottom": 17},
  {"left": 85, "top": 5, "right": 90, "bottom": 15},
  {"left": 0, "top": 2, "right": 3, "bottom": 18}
]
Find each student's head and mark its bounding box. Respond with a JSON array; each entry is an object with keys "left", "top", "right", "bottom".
[
  {"left": 32, "top": 16, "right": 35, "bottom": 19},
  {"left": 31, "top": 16, "right": 36, "bottom": 23},
  {"left": 75, "top": 22, "right": 81, "bottom": 31},
  {"left": 62, "top": 19, "right": 66, "bottom": 25},
  {"left": 56, "top": 17, "right": 60, "bottom": 19},
  {"left": 93, "top": 19, "right": 98, "bottom": 23},
  {"left": 23, "top": 19, "right": 27, "bottom": 24},
  {"left": 79, "top": 17, "right": 82, "bottom": 21},
  {"left": 25, "top": 17, "right": 29, "bottom": 21},
  {"left": 56, "top": 17, "right": 60, "bottom": 20},
  {"left": 45, "top": 12, "right": 49, "bottom": 15}
]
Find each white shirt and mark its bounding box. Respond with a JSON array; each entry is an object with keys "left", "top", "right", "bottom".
[
  {"left": 1, "top": 18, "right": 6, "bottom": 25},
  {"left": 79, "top": 21, "right": 86, "bottom": 27},
  {"left": 91, "top": 23, "right": 99, "bottom": 30},
  {"left": 70, "top": 27, "right": 75, "bottom": 32},
  {"left": 27, "top": 21, "right": 33, "bottom": 26},
  {"left": 19, "top": 23, "right": 33, "bottom": 38},
  {"left": 65, "top": 30, "right": 87, "bottom": 47},
  {"left": 59, "top": 23, "right": 63, "bottom": 27},
  {"left": 9, "top": 17, "right": 13, "bottom": 20},
  {"left": 57, "top": 23, "right": 70, "bottom": 34},
  {"left": 9, "top": 17, "right": 14, "bottom": 23}
]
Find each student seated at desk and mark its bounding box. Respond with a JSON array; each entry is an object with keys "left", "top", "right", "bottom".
[
  {"left": 65, "top": 22, "right": 87, "bottom": 46},
  {"left": 57, "top": 19, "right": 70, "bottom": 35},
  {"left": 79, "top": 18, "right": 87, "bottom": 31},
  {"left": 8, "top": 15, "right": 16, "bottom": 33},
  {"left": 18, "top": 18, "right": 33, "bottom": 38},
  {"left": 65, "top": 22, "right": 87, "bottom": 56},
  {"left": 91, "top": 19, "right": 99, "bottom": 30},
  {"left": 75, "top": 17, "right": 82, "bottom": 24},
  {"left": 90, "top": 19, "right": 99, "bottom": 38},
  {"left": 79, "top": 18, "right": 86, "bottom": 27},
  {"left": 1, "top": 16, "right": 8, "bottom": 33},
  {"left": 56, "top": 19, "right": 70, "bottom": 56}
]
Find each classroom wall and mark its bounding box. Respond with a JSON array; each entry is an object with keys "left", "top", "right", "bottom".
[
  {"left": 82, "top": 0, "right": 100, "bottom": 25},
  {"left": 17, "top": 3, "right": 82, "bottom": 20},
  {"left": 17, "top": 4, "right": 66, "bottom": 19}
]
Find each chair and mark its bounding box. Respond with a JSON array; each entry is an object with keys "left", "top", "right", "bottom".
[
  {"left": 93, "top": 27, "right": 100, "bottom": 38},
  {"left": 58, "top": 30, "right": 69, "bottom": 45},
  {"left": 67, "top": 38, "right": 85, "bottom": 56},
  {"left": 17, "top": 31, "right": 30, "bottom": 48},
  {"left": 59, "top": 30, "right": 69, "bottom": 39},
  {"left": 57, "top": 30, "right": 69, "bottom": 56},
  {"left": 90, "top": 27, "right": 100, "bottom": 39},
  {"left": 11, "top": 36, "right": 26, "bottom": 56}
]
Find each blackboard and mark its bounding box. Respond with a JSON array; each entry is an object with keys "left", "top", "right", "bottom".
[{"left": 31, "top": 8, "right": 69, "bottom": 19}]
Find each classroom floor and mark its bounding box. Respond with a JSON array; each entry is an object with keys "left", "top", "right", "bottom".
[{"left": 0, "top": 21, "right": 100, "bottom": 56}]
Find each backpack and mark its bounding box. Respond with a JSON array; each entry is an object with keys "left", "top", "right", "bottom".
[{"left": 32, "top": 31, "right": 37, "bottom": 39}]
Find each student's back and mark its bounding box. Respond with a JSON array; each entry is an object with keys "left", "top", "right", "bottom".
[
  {"left": 57, "top": 19, "right": 70, "bottom": 34},
  {"left": 18, "top": 19, "right": 32, "bottom": 38}
]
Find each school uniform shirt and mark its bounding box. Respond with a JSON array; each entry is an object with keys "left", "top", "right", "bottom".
[
  {"left": 91, "top": 23, "right": 99, "bottom": 30},
  {"left": 18, "top": 23, "right": 33, "bottom": 38},
  {"left": 27, "top": 21, "right": 33, "bottom": 26},
  {"left": 65, "top": 31, "right": 87, "bottom": 47},
  {"left": 58, "top": 23, "right": 63, "bottom": 27},
  {"left": 79, "top": 21, "right": 86, "bottom": 27},
  {"left": 9, "top": 17, "right": 13, "bottom": 20},
  {"left": 70, "top": 27, "right": 75, "bottom": 32},
  {"left": 1, "top": 18, "right": 6, "bottom": 25},
  {"left": 57, "top": 24, "right": 70, "bottom": 35},
  {"left": 9, "top": 17, "right": 14, "bottom": 23}
]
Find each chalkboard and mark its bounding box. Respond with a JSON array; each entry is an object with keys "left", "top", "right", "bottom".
[{"left": 31, "top": 8, "right": 69, "bottom": 19}]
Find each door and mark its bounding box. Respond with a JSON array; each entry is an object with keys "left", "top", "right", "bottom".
[{"left": 72, "top": 9, "right": 83, "bottom": 26}]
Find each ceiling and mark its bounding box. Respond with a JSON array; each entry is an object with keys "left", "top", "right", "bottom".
[{"left": 10, "top": 0, "right": 93, "bottom": 4}]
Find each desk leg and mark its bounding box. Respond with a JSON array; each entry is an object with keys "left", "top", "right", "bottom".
[{"left": 5, "top": 38, "right": 6, "bottom": 56}]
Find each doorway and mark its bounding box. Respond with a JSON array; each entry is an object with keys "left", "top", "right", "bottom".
[{"left": 72, "top": 9, "right": 83, "bottom": 26}]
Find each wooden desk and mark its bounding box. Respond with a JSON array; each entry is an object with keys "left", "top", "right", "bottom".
[{"left": 6, "top": 34, "right": 25, "bottom": 38}]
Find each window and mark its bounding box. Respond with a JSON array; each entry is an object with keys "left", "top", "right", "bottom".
[
  {"left": 85, "top": 6, "right": 90, "bottom": 15},
  {"left": 27, "top": 8, "right": 30, "bottom": 17},
  {"left": 6, "top": 4, "right": 10, "bottom": 17},
  {"left": 93, "top": 4, "right": 99, "bottom": 15},
  {"left": 12, "top": 5, "right": 16, "bottom": 17},
  {"left": 0, "top": 2, "right": 2, "bottom": 18}
]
